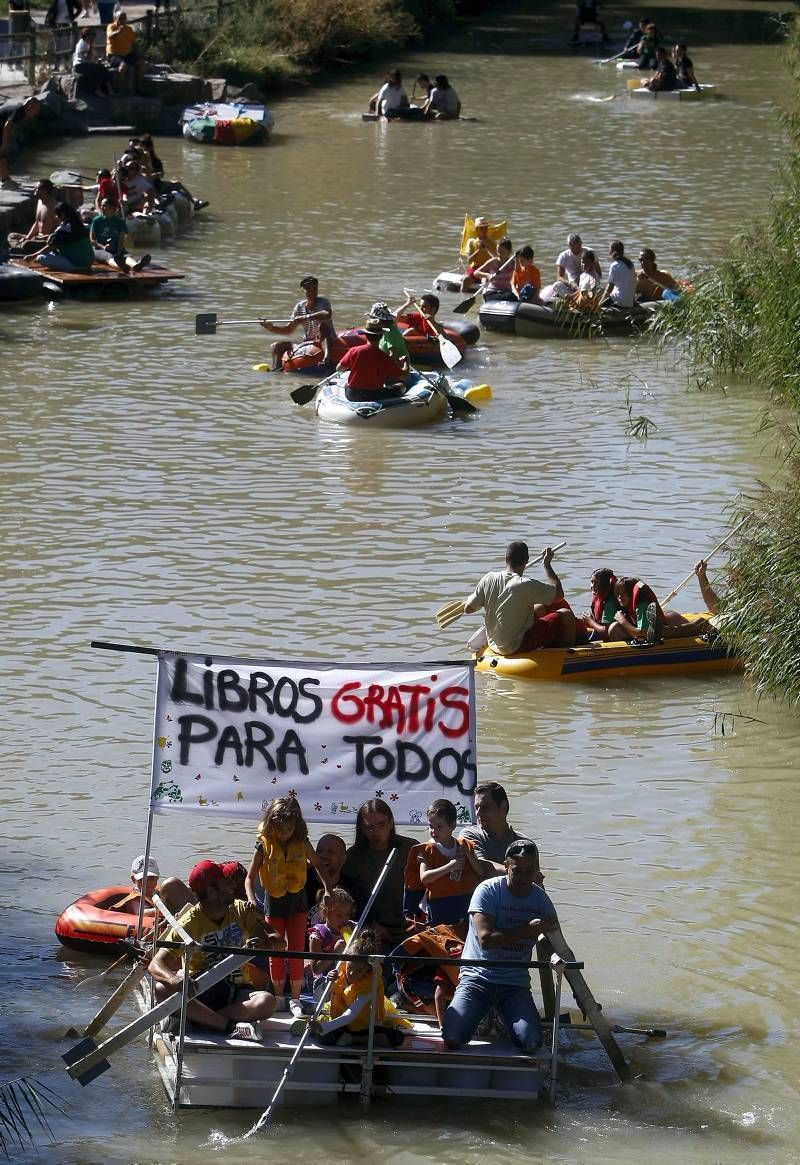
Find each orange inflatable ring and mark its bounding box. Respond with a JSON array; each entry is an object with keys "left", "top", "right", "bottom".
[{"left": 55, "top": 885, "right": 156, "bottom": 954}]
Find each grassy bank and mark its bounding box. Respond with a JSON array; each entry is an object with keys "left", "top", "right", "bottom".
[
  {"left": 142, "top": 0, "right": 463, "bottom": 87},
  {"left": 654, "top": 21, "right": 800, "bottom": 704}
]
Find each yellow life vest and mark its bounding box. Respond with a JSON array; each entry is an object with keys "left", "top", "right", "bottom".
[
  {"left": 257, "top": 832, "right": 308, "bottom": 897},
  {"left": 328, "top": 962, "right": 412, "bottom": 1032}
]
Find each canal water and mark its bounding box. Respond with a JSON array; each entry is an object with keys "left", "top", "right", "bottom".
[{"left": 2, "top": 26, "right": 799, "bottom": 1165}]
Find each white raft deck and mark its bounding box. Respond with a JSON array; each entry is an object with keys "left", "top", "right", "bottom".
[{"left": 148, "top": 1009, "right": 551, "bottom": 1108}]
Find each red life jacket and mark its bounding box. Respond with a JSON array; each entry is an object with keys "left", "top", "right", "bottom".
[
  {"left": 624, "top": 581, "right": 663, "bottom": 621},
  {"left": 590, "top": 574, "right": 617, "bottom": 623}
]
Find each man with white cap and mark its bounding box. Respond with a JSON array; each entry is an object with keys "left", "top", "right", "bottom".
[{"left": 114, "top": 854, "right": 193, "bottom": 918}]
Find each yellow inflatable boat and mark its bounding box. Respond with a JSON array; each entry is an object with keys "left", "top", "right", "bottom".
[{"left": 474, "top": 613, "right": 738, "bottom": 681}]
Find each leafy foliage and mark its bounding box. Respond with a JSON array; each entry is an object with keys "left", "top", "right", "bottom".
[{"left": 0, "top": 1075, "right": 68, "bottom": 1158}]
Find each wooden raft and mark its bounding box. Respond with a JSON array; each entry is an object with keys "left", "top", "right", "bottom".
[{"left": 9, "top": 259, "right": 184, "bottom": 293}]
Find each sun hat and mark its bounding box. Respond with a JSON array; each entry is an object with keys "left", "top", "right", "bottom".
[
  {"left": 474, "top": 216, "right": 489, "bottom": 227},
  {"left": 364, "top": 320, "right": 384, "bottom": 337},
  {"left": 188, "top": 859, "right": 226, "bottom": 894},
  {"left": 131, "top": 854, "right": 160, "bottom": 882}
]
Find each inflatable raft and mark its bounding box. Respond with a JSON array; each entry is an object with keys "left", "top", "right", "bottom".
[
  {"left": 180, "top": 101, "right": 274, "bottom": 144},
  {"left": 479, "top": 297, "right": 662, "bottom": 339},
  {"left": 0, "top": 262, "right": 44, "bottom": 302},
  {"left": 281, "top": 321, "right": 480, "bottom": 374},
  {"left": 628, "top": 84, "right": 715, "bottom": 101},
  {"left": 474, "top": 615, "right": 737, "bottom": 681},
  {"left": 55, "top": 885, "right": 155, "bottom": 953},
  {"left": 314, "top": 370, "right": 449, "bottom": 427},
  {"left": 433, "top": 271, "right": 479, "bottom": 294}
]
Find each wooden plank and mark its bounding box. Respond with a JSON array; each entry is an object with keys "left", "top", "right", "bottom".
[
  {"left": 542, "top": 928, "right": 632, "bottom": 1082},
  {"left": 64, "top": 951, "right": 250, "bottom": 1084},
  {"left": 8, "top": 259, "right": 184, "bottom": 286},
  {"left": 83, "top": 958, "right": 150, "bottom": 1039}
]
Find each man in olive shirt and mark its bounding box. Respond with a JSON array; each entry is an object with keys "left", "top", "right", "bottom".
[
  {"left": 458, "top": 781, "right": 542, "bottom": 878},
  {"left": 463, "top": 541, "right": 575, "bottom": 654}
]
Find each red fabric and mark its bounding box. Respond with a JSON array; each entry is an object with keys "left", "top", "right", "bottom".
[
  {"left": 626, "top": 581, "right": 662, "bottom": 621},
  {"left": 338, "top": 341, "right": 403, "bottom": 390},
  {"left": 99, "top": 177, "right": 121, "bottom": 203},
  {"left": 401, "top": 310, "right": 429, "bottom": 334},
  {"left": 267, "top": 911, "right": 307, "bottom": 986},
  {"left": 518, "top": 610, "right": 566, "bottom": 651}
]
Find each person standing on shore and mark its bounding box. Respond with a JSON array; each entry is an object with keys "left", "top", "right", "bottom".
[{"left": 0, "top": 98, "right": 41, "bottom": 191}]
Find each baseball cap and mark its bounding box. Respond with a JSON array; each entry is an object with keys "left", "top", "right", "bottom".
[
  {"left": 299, "top": 275, "right": 318, "bottom": 288},
  {"left": 131, "top": 854, "right": 160, "bottom": 882},
  {"left": 188, "top": 859, "right": 226, "bottom": 894},
  {"left": 220, "top": 860, "right": 246, "bottom": 879}
]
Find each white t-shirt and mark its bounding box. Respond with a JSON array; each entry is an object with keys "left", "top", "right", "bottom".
[
  {"left": 579, "top": 271, "right": 598, "bottom": 292},
  {"left": 607, "top": 258, "right": 636, "bottom": 306},
  {"left": 466, "top": 569, "right": 557, "bottom": 655},
  {"left": 556, "top": 248, "right": 583, "bottom": 283},
  {"left": 73, "top": 38, "right": 92, "bottom": 66},
  {"left": 377, "top": 82, "right": 408, "bottom": 114}
]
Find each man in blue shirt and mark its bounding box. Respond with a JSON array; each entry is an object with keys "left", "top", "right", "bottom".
[{"left": 442, "top": 840, "right": 557, "bottom": 1052}]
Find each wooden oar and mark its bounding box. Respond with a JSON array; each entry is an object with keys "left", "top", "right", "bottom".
[
  {"left": 402, "top": 289, "right": 462, "bottom": 369},
  {"left": 436, "top": 540, "right": 567, "bottom": 628},
  {"left": 452, "top": 254, "right": 515, "bottom": 315},
  {"left": 195, "top": 312, "right": 292, "bottom": 336},
  {"left": 81, "top": 957, "right": 151, "bottom": 1040},
  {"left": 63, "top": 951, "right": 250, "bottom": 1085},
  {"left": 659, "top": 514, "right": 752, "bottom": 607}
]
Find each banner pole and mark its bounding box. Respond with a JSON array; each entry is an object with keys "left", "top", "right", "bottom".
[
  {"left": 136, "top": 658, "right": 163, "bottom": 940},
  {"left": 467, "top": 659, "right": 479, "bottom": 823}
]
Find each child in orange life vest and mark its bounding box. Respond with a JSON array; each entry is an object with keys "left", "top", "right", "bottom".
[
  {"left": 245, "top": 796, "right": 332, "bottom": 1019},
  {"left": 307, "top": 886, "right": 355, "bottom": 998},
  {"left": 309, "top": 928, "right": 412, "bottom": 1046}
]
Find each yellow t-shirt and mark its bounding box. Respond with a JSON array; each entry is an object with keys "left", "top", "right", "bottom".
[
  {"left": 166, "top": 898, "right": 261, "bottom": 978},
  {"left": 107, "top": 21, "right": 136, "bottom": 56}
]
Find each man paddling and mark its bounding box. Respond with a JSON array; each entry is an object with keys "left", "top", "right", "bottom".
[
  {"left": 260, "top": 275, "right": 337, "bottom": 371},
  {"left": 442, "top": 840, "right": 558, "bottom": 1052},
  {"left": 148, "top": 860, "right": 284, "bottom": 1036},
  {"left": 460, "top": 541, "right": 576, "bottom": 656}
]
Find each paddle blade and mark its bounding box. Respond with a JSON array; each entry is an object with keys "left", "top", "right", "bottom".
[
  {"left": 446, "top": 391, "right": 478, "bottom": 416},
  {"left": 439, "top": 335, "right": 463, "bottom": 368},
  {"left": 452, "top": 294, "right": 477, "bottom": 315},
  {"left": 437, "top": 600, "right": 465, "bottom": 629},
  {"left": 464, "top": 383, "right": 492, "bottom": 404},
  {"left": 195, "top": 312, "right": 218, "bottom": 335},
  {"left": 290, "top": 383, "right": 319, "bottom": 406}
]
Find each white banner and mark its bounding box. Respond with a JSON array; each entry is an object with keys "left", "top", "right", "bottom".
[{"left": 150, "top": 652, "right": 477, "bottom": 826}]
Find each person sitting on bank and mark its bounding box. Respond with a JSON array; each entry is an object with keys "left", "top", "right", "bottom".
[
  {"left": 643, "top": 44, "right": 678, "bottom": 90},
  {"left": 73, "top": 26, "right": 112, "bottom": 97},
  {"left": 570, "top": 0, "right": 609, "bottom": 44},
  {"left": 337, "top": 320, "right": 408, "bottom": 396},
  {"left": 636, "top": 248, "right": 679, "bottom": 302},
  {"left": 442, "top": 840, "right": 558, "bottom": 1052},
  {"left": 149, "top": 860, "right": 284, "bottom": 1037},
  {"left": 260, "top": 275, "right": 336, "bottom": 371},
  {"left": 368, "top": 68, "right": 409, "bottom": 118},
  {"left": 459, "top": 782, "right": 539, "bottom": 873},
  {"left": 25, "top": 202, "right": 93, "bottom": 273},
  {"left": 474, "top": 237, "right": 517, "bottom": 302},
  {"left": 90, "top": 197, "right": 151, "bottom": 273},
  {"left": 106, "top": 10, "right": 146, "bottom": 94},
  {"left": 0, "top": 97, "right": 41, "bottom": 192},
  {"left": 674, "top": 43, "right": 700, "bottom": 90},
  {"left": 460, "top": 540, "right": 577, "bottom": 657},
  {"left": 423, "top": 74, "right": 461, "bottom": 119},
  {"left": 460, "top": 216, "right": 498, "bottom": 293},
  {"left": 612, "top": 576, "right": 709, "bottom": 643},
  {"left": 599, "top": 239, "right": 636, "bottom": 308},
  {"left": 11, "top": 178, "right": 58, "bottom": 254}
]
